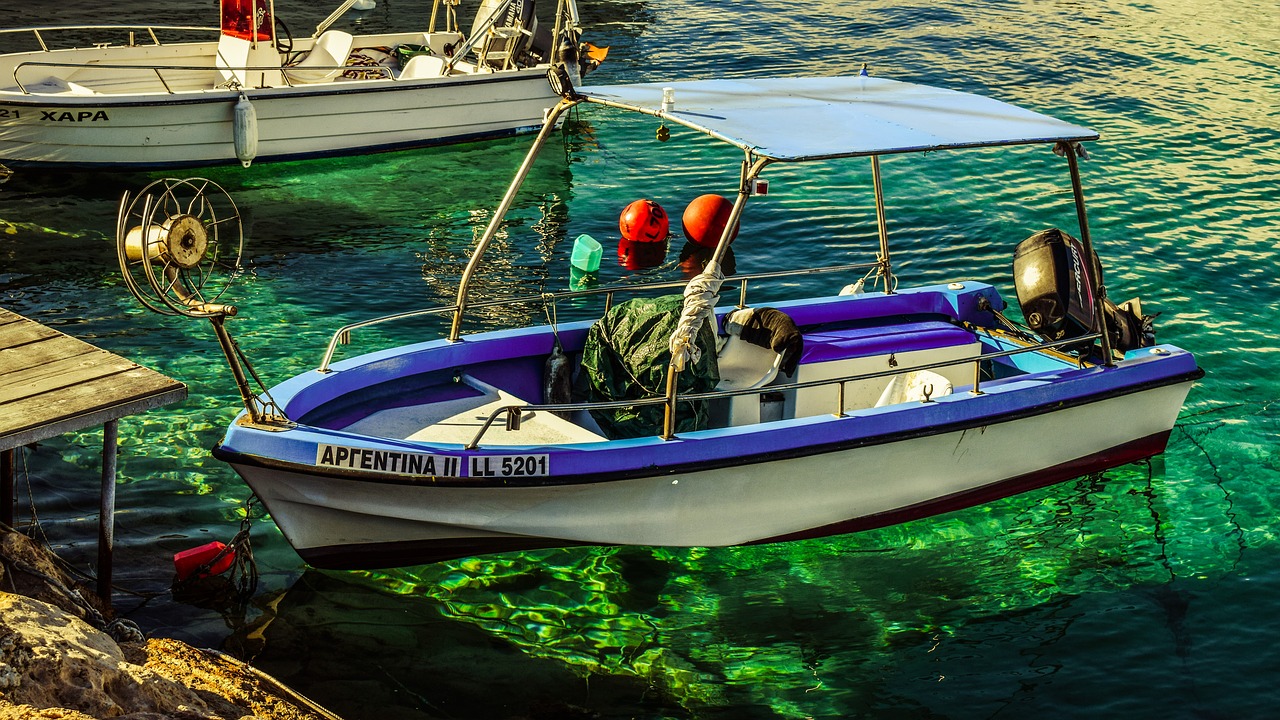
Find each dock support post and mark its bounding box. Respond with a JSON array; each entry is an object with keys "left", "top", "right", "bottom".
[
  {"left": 1, "top": 449, "right": 13, "bottom": 528},
  {"left": 97, "top": 420, "right": 118, "bottom": 606}
]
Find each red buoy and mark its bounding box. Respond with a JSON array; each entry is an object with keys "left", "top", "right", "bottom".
[
  {"left": 619, "top": 199, "right": 670, "bottom": 242},
  {"left": 173, "top": 541, "right": 235, "bottom": 581},
  {"left": 681, "top": 194, "right": 738, "bottom": 248}
]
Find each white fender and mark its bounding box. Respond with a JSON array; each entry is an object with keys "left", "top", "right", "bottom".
[{"left": 233, "top": 94, "right": 258, "bottom": 168}]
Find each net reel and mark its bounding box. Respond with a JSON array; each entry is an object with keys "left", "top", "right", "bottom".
[
  {"left": 117, "top": 178, "right": 242, "bottom": 318},
  {"left": 116, "top": 178, "right": 286, "bottom": 428}
]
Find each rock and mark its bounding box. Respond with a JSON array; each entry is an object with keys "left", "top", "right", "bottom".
[{"left": 0, "top": 530, "right": 338, "bottom": 720}]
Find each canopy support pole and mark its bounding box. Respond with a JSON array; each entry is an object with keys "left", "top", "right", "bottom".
[
  {"left": 1062, "top": 144, "right": 1114, "bottom": 366},
  {"left": 661, "top": 152, "right": 771, "bottom": 440},
  {"left": 450, "top": 98, "right": 578, "bottom": 342},
  {"left": 871, "top": 155, "right": 894, "bottom": 293}
]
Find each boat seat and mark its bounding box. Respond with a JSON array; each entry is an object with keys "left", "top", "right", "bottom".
[
  {"left": 800, "top": 320, "right": 975, "bottom": 364},
  {"left": 284, "top": 30, "right": 354, "bottom": 84},
  {"left": 400, "top": 54, "right": 449, "bottom": 79},
  {"left": 874, "top": 369, "right": 954, "bottom": 407},
  {"left": 215, "top": 34, "right": 252, "bottom": 87},
  {"left": 716, "top": 334, "right": 783, "bottom": 393},
  {"left": 215, "top": 33, "right": 284, "bottom": 88},
  {"left": 792, "top": 319, "right": 979, "bottom": 417},
  {"left": 713, "top": 314, "right": 786, "bottom": 427}
]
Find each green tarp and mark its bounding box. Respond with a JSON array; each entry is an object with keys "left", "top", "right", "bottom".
[{"left": 581, "top": 295, "right": 720, "bottom": 439}]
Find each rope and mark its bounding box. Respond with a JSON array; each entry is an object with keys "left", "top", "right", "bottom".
[
  {"left": 0, "top": 551, "right": 144, "bottom": 643},
  {"left": 669, "top": 261, "right": 724, "bottom": 371},
  {"left": 541, "top": 293, "right": 560, "bottom": 346}
]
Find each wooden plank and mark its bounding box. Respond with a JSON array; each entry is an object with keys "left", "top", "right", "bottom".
[
  {"left": 0, "top": 333, "right": 103, "bottom": 377},
  {"left": 0, "top": 316, "right": 62, "bottom": 350},
  {"left": 0, "top": 306, "right": 187, "bottom": 451},
  {"left": 1, "top": 365, "right": 185, "bottom": 437},
  {"left": 0, "top": 346, "right": 144, "bottom": 404},
  {"left": 0, "top": 387, "right": 187, "bottom": 452}
]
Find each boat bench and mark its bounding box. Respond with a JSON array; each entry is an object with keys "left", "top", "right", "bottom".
[
  {"left": 791, "top": 319, "right": 980, "bottom": 417},
  {"left": 799, "top": 320, "right": 977, "bottom": 364}
]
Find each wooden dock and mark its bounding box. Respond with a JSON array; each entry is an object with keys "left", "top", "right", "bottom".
[{"left": 0, "top": 307, "right": 187, "bottom": 602}]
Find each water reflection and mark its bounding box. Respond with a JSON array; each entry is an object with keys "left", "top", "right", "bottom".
[{"left": 215, "top": 457, "right": 1247, "bottom": 717}]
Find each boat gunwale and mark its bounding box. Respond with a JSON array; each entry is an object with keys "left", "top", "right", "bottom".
[
  {"left": 212, "top": 365, "right": 1204, "bottom": 488},
  {"left": 0, "top": 61, "right": 549, "bottom": 103}
]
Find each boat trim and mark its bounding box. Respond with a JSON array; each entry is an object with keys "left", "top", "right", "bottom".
[
  {"left": 212, "top": 368, "right": 1203, "bottom": 488},
  {"left": 0, "top": 24, "right": 220, "bottom": 53},
  {"left": 1, "top": 66, "right": 543, "bottom": 103}
]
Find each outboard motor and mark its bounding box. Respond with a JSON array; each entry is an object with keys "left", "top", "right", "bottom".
[
  {"left": 1013, "top": 228, "right": 1156, "bottom": 355},
  {"left": 471, "top": 0, "right": 539, "bottom": 65},
  {"left": 1013, "top": 228, "right": 1098, "bottom": 342}
]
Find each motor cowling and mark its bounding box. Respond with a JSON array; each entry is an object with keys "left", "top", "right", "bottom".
[
  {"left": 1013, "top": 228, "right": 1099, "bottom": 342},
  {"left": 1013, "top": 228, "right": 1156, "bottom": 355}
]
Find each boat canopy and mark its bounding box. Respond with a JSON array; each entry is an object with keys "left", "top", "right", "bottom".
[{"left": 578, "top": 76, "right": 1099, "bottom": 162}]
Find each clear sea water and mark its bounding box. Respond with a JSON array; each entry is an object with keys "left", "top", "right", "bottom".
[{"left": 2, "top": 0, "right": 1279, "bottom": 717}]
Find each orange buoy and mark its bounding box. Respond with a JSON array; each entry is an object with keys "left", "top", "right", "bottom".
[
  {"left": 682, "top": 194, "right": 738, "bottom": 248},
  {"left": 617, "top": 237, "right": 667, "bottom": 270},
  {"left": 619, "top": 199, "right": 670, "bottom": 242}
]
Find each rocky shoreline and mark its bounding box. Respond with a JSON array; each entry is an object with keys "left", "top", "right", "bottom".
[{"left": 0, "top": 529, "right": 339, "bottom": 720}]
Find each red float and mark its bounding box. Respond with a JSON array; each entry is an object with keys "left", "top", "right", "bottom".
[
  {"left": 618, "top": 199, "right": 670, "bottom": 242},
  {"left": 173, "top": 541, "right": 235, "bottom": 581},
  {"left": 681, "top": 194, "right": 738, "bottom": 248}
]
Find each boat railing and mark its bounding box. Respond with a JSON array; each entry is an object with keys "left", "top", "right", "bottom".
[
  {"left": 315, "top": 261, "right": 882, "bottom": 373},
  {"left": 0, "top": 25, "right": 218, "bottom": 53},
  {"left": 463, "top": 331, "right": 1103, "bottom": 449},
  {"left": 9, "top": 59, "right": 395, "bottom": 94}
]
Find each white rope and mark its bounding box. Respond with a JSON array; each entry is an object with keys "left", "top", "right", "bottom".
[{"left": 669, "top": 261, "right": 724, "bottom": 371}]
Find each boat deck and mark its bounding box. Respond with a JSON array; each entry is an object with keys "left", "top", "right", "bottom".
[{"left": 342, "top": 374, "right": 607, "bottom": 446}]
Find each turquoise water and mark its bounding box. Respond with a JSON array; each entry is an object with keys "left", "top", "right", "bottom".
[{"left": 3, "top": 0, "right": 1279, "bottom": 717}]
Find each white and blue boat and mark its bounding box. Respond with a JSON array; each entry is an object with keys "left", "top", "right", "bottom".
[
  {"left": 119, "top": 74, "right": 1202, "bottom": 569},
  {"left": 1, "top": 0, "right": 599, "bottom": 170}
]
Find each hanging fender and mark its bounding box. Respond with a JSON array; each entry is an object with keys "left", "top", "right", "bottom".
[{"left": 233, "top": 93, "right": 258, "bottom": 168}]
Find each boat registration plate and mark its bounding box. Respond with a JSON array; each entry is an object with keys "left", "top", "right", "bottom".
[
  {"left": 316, "top": 444, "right": 549, "bottom": 478},
  {"left": 467, "top": 454, "right": 550, "bottom": 478}
]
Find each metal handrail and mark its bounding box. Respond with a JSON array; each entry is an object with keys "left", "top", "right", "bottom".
[
  {"left": 0, "top": 25, "right": 218, "bottom": 53},
  {"left": 315, "top": 261, "right": 881, "bottom": 373},
  {"left": 10, "top": 59, "right": 393, "bottom": 94},
  {"left": 462, "top": 331, "right": 1104, "bottom": 449}
]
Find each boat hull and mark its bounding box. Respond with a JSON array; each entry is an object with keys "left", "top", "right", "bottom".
[
  {"left": 224, "top": 377, "right": 1195, "bottom": 569},
  {"left": 0, "top": 70, "right": 556, "bottom": 169}
]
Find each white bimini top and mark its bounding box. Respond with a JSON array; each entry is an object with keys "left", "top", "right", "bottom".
[{"left": 579, "top": 75, "right": 1098, "bottom": 162}]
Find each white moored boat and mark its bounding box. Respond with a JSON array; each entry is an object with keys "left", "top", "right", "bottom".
[
  {"left": 116, "top": 73, "right": 1202, "bottom": 569},
  {"left": 0, "top": 0, "right": 601, "bottom": 170}
]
